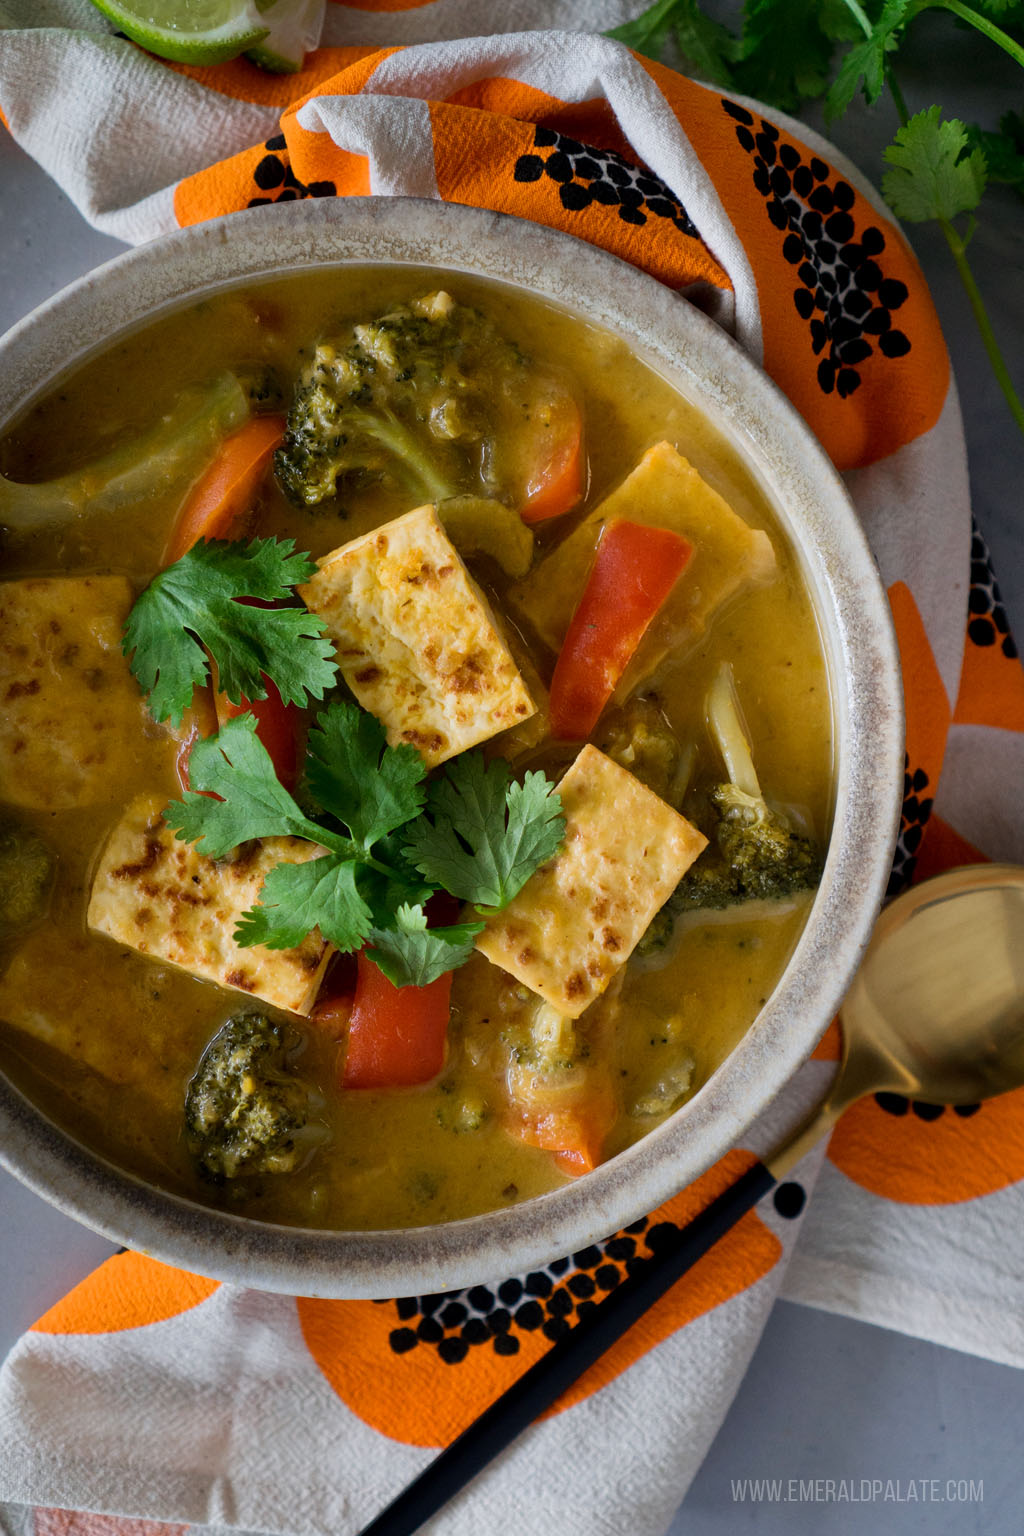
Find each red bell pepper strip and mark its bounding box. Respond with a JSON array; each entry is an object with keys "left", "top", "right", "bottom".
[
  {"left": 548, "top": 519, "right": 692, "bottom": 740},
  {"left": 342, "top": 951, "right": 453, "bottom": 1089},
  {"left": 162, "top": 414, "right": 285, "bottom": 566},
  {"left": 519, "top": 395, "right": 585, "bottom": 525},
  {"left": 215, "top": 678, "right": 301, "bottom": 792}
]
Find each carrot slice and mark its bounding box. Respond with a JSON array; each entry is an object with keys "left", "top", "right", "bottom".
[
  {"left": 520, "top": 395, "right": 584, "bottom": 525},
  {"left": 549, "top": 519, "right": 692, "bottom": 740},
  {"left": 510, "top": 1082, "right": 617, "bottom": 1177},
  {"left": 162, "top": 414, "right": 284, "bottom": 565},
  {"left": 342, "top": 952, "right": 452, "bottom": 1089}
]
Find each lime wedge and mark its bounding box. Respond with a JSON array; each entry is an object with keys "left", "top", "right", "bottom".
[
  {"left": 89, "top": 0, "right": 271, "bottom": 65},
  {"left": 245, "top": 0, "right": 325, "bottom": 73}
]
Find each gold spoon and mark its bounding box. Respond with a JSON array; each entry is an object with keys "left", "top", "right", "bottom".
[
  {"left": 358, "top": 863, "right": 1024, "bottom": 1536},
  {"left": 766, "top": 861, "right": 1024, "bottom": 1181}
]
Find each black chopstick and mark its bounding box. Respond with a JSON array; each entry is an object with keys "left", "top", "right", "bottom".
[{"left": 355, "top": 1160, "right": 776, "bottom": 1536}]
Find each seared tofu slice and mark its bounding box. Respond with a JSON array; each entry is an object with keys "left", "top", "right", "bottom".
[
  {"left": 87, "top": 794, "right": 332, "bottom": 1015},
  {"left": 300, "top": 504, "right": 536, "bottom": 766},
  {"left": 0, "top": 575, "right": 163, "bottom": 811},
  {"left": 511, "top": 441, "right": 776, "bottom": 692},
  {"left": 475, "top": 745, "right": 707, "bottom": 1017}
]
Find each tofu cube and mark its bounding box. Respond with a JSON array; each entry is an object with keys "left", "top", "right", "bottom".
[
  {"left": 510, "top": 442, "right": 776, "bottom": 693},
  {"left": 475, "top": 745, "right": 707, "bottom": 1017},
  {"left": 300, "top": 504, "right": 536, "bottom": 766},
  {"left": 87, "top": 794, "right": 333, "bottom": 1015},
  {"left": 0, "top": 575, "right": 162, "bottom": 811}
]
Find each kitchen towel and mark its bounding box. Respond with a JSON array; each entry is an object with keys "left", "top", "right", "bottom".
[{"left": 1, "top": 4, "right": 1024, "bottom": 1535}]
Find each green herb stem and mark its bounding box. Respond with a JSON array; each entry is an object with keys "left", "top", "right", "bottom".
[
  {"left": 839, "top": 0, "right": 875, "bottom": 42},
  {"left": 294, "top": 819, "right": 407, "bottom": 883},
  {"left": 938, "top": 214, "right": 1024, "bottom": 436},
  {"left": 938, "top": 0, "right": 1024, "bottom": 72},
  {"left": 885, "top": 66, "right": 911, "bottom": 129}
]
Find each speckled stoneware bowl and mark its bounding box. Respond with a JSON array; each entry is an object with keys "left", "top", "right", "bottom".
[{"left": 0, "top": 198, "right": 903, "bottom": 1298}]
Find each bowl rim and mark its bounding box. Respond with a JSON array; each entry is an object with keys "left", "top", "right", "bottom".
[{"left": 0, "top": 196, "right": 904, "bottom": 1297}]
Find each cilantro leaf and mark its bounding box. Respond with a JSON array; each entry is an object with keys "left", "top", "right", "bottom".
[
  {"left": 235, "top": 854, "right": 372, "bottom": 953},
  {"left": 123, "top": 536, "right": 338, "bottom": 728},
  {"left": 606, "top": 0, "right": 684, "bottom": 56},
  {"left": 358, "top": 832, "right": 437, "bottom": 927},
  {"left": 609, "top": 0, "right": 740, "bottom": 82},
  {"left": 733, "top": 0, "right": 837, "bottom": 112},
  {"left": 670, "top": 0, "right": 741, "bottom": 83},
  {"left": 404, "top": 755, "right": 564, "bottom": 911},
  {"left": 164, "top": 714, "right": 335, "bottom": 858},
  {"left": 365, "top": 904, "right": 485, "bottom": 988},
  {"left": 966, "top": 111, "right": 1024, "bottom": 196},
  {"left": 306, "top": 699, "right": 427, "bottom": 852},
  {"left": 824, "top": 0, "right": 923, "bottom": 120},
  {"left": 882, "top": 107, "right": 987, "bottom": 222}
]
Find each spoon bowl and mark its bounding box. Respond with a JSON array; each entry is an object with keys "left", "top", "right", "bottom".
[{"left": 771, "top": 863, "right": 1024, "bottom": 1178}]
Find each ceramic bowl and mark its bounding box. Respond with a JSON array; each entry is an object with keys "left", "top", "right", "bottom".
[{"left": 0, "top": 198, "right": 903, "bottom": 1297}]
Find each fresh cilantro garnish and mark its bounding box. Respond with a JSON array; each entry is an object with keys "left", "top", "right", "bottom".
[
  {"left": 365, "top": 904, "right": 485, "bottom": 988},
  {"left": 608, "top": 0, "right": 740, "bottom": 86},
  {"left": 403, "top": 754, "right": 565, "bottom": 912},
  {"left": 882, "top": 107, "right": 987, "bottom": 222},
  {"left": 165, "top": 707, "right": 410, "bottom": 957},
  {"left": 732, "top": 0, "right": 839, "bottom": 114},
  {"left": 966, "top": 110, "right": 1024, "bottom": 196},
  {"left": 165, "top": 714, "right": 326, "bottom": 857},
  {"left": 165, "top": 702, "right": 564, "bottom": 986},
  {"left": 305, "top": 699, "right": 427, "bottom": 852},
  {"left": 123, "top": 536, "right": 338, "bottom": 728},
  {"left": 824, "top": 0, "right": 922, "bottom": 119},
  {"left": 235, "top": 855, "right": 373, "bottom": 953}
]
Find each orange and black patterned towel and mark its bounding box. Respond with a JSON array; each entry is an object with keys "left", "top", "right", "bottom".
[{"left": 1, "top": 5, "right": 1023, "bottom": 1535}]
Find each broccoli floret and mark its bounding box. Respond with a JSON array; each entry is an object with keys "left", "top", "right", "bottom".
[
  {"left": 0, "top": 817, "right": 56, "bottom": 939},
  {"left": 662, "top": 663, "right": 823, "bottom": 921},
  {"left": 274, "top": 291, "right": 526, "bottom": 510},
  {"left": 597, "top": 697, "right": 694, "bottom": 805},
  {"left": 184, "top": 1011, "right": 311, "bottom": 1181},
  {"left": 670, "top": 783, "right": 823, "bottom": 912}
]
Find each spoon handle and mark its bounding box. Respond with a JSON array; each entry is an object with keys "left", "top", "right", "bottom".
[{"left": 355, "top": 1160, "right": 776, "bottom": 1536}]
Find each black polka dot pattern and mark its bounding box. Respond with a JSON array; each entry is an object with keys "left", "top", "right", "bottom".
[
  {"left": 887, "top": 752, "right": 933, "bottom": 897},
  {"left": 722, "top": 98, "right": 911, "bottom": 398},
  {"left": 772, "top": 1181, "right": 806, "bottom": 1219},
  {"left": 380, "top": 1212, "right": 670, "bottom": 1362},
  {"left": 247, "top": 134, "right": 337, "bottom": 208},
  {"left": 968, "top": 516, "right": 1018, "bottom": 660},
  {"left": 875, "top": 1093, "right": 982, "bottom": 1121},
  {"left": 513, "top": 126, "right": 700, "bottom": 238}
]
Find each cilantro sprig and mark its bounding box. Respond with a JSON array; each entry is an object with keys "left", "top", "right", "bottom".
[
  {"left": 123, "top": 536, "right": 338, "bottom": 728},
  {"left": 404, "top": 754, "right": 567, "bottom": 912},
  {"left": 365, "top": 904, "right": 485, "bottom": 988},
  {"left": 605, "top": 0, "right": 1024, "bottom": 439},
  {"left": 164, "top": 700, "right": 563, "bottom": 988}
]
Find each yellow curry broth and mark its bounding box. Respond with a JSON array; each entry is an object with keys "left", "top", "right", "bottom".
[{"left": 0, "top": 268, "right": 832, "bottom": 1229}]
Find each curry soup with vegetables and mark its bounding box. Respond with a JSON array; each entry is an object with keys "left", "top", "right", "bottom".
[{"left": 0, "top": 269, "right": 832, "bottom": 1230}]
